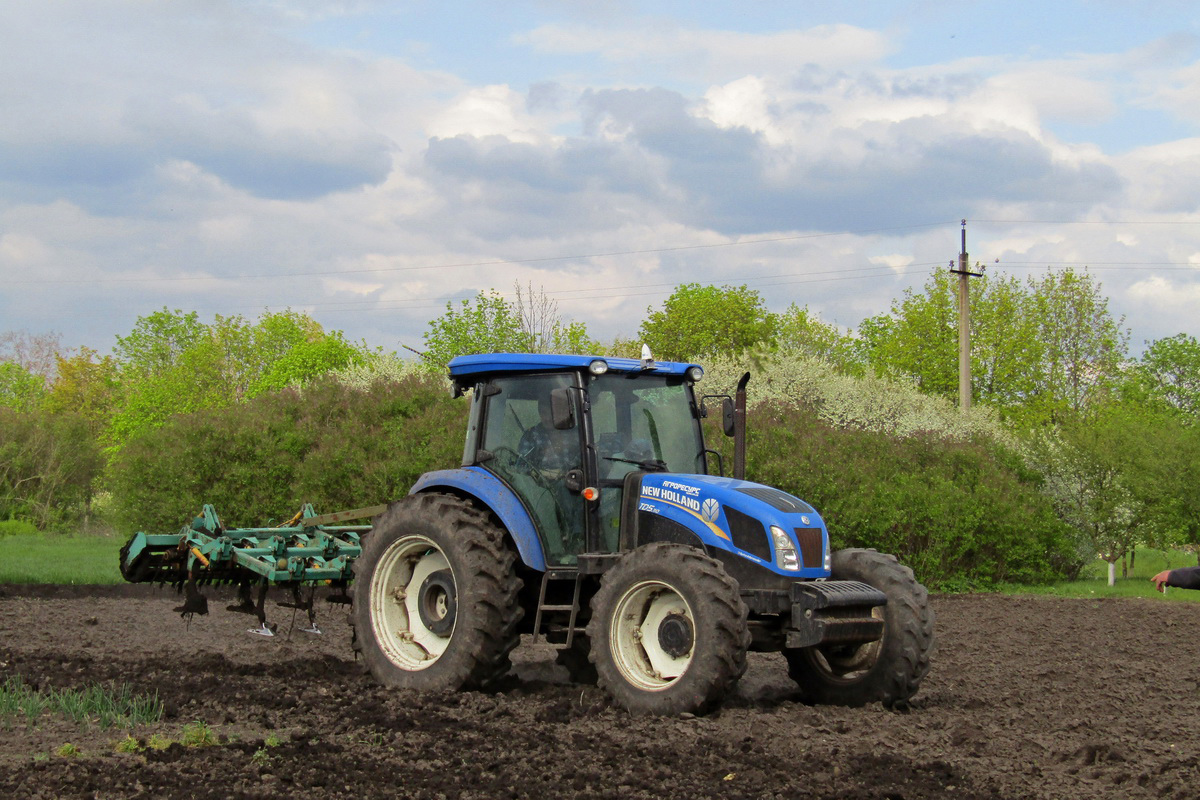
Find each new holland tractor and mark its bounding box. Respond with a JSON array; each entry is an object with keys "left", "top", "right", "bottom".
[{"left": 120, "top": 351, "right": 934, "bottom": 716}]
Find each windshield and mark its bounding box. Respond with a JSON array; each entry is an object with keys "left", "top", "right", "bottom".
[{"left": 589, "top": 373, "right": 705, "bottom": 477}]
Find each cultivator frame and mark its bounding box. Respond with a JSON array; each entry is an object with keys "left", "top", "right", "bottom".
[{"left": 119, "top": 503, "right": 384, "bottom": 635}]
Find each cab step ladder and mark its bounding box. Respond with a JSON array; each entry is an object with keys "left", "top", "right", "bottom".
[{"left": 532, "top": 568, "right": 584, "bottom": 648}]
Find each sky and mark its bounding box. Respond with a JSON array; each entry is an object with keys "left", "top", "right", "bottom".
[{"left": 3, "top": 0, "right": 1200, "bottom": 359}]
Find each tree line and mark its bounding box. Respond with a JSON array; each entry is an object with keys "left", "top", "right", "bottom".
[{"left": 3, "top": 269, "right": 1197, "bottom": 587}]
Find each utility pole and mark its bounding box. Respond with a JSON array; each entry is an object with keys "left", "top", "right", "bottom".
[{"left": 949, "top": 219, "right": 984, "bottom": 411}]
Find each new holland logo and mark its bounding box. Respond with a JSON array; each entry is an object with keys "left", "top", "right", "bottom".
[{"left": 701, "top": 498, "right": 720, "bottom": 523}]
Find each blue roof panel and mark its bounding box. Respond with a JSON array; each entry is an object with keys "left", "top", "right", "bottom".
[{"left": 447, "top": 353, "right": 701, "bottom": 379}]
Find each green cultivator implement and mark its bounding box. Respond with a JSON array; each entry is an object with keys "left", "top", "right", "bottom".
[{"left": 119, "top": 503, "right": 384, "bottom": 636}]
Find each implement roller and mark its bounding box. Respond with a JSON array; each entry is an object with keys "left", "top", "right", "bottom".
[{"left": 119, "top": 503, "right": 384, "bottom": 636}]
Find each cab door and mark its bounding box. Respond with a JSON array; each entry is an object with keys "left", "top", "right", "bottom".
[{"left": 478, "top": 373, "right": 588, "bottom": 565}]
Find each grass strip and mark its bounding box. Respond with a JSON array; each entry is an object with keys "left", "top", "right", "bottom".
[
  {"left": 0, "top": 675, "right": 163, "bottom": 729},
  {"left": 0, "top": 533, "right": 124, "bottom": 585}
]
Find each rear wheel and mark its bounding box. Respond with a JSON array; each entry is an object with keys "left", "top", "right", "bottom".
[
  {"left": 785, "top": 548, "right": 934, "bottom": 707},
  {"left": 351, "top": 493, "right": 523, "bottom": 691},
  {"left": 587, "top": 543, "right": 749, "bottom": 715}
]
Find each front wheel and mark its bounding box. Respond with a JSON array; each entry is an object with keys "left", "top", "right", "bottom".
[
  {"left": 351, "top": 493, "right": 523, "bottom": 691},
  {"left": 587, "top": 543, "right": 750, "bottom": 715},
  {"left": 785, "top": 548, "right": 934, "bottom": 707}
]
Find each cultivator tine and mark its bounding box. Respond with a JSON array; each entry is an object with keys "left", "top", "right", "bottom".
[
  {"left": 249, "top": 621, "right": 278, "bottom": 637},
  {"left": 279, "top": 585, "right": 322, "bottom": 636},
  {"left": 173, "top": 576, "right": 209, "bottom": 627},
  {"left": 226, "top": 582, "right": 257, "bottom": 616},
  {"left": 245, "top": 580, "right": 277, "bottom": 637}
]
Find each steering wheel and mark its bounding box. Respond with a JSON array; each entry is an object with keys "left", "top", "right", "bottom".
[{"left": 490, "top": 445, "right": 551, "bottom": 488}]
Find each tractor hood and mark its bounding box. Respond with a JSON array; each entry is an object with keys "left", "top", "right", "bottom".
[{"left": 633, "top": 473, "right": 831, "bottom": 579}]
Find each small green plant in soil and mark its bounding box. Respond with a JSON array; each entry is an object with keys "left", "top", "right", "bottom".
[
  {"left": 0, "top": 675, "right": 48, "bottom": 728},
  {"left": 147, "top": 733, "right": 173, "bottom": 751},
  {"left": 0, "top": 675, "right": 162, "bottom": 731},
  {"left": 55, "top": 743, "right": 79, "bottom": 758},
  {"left": 114, "top": 735, "right": 141, "bottom": 754},
  {"left": 0, "top": 675, "right": 163, "bottom": 729},
  {"left": 181, "top": 721, "right": 219, "bottom": 748}
]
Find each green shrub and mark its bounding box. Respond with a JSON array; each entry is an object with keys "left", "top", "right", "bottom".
[
  {"left": 747, "top": 401, "right": 1076, "bottom": 587},
  {"left": 0, "top": 519, "right": 38, "bottom": 538},
  {"left": 0, "top": 407, "right": 103, "bottom": 529},
  {"left": 107, "top": 374, "right": 465, "bottom": 531}
]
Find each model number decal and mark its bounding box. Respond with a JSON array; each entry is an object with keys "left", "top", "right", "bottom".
[{"left": 638, "top": 502, "right": 659, "bottom": 513}]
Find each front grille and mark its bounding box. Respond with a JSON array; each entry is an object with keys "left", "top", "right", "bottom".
[
  {"left": 738, "top": 486, "right": 814, "bottom": 514},
  {"left": 793, "top": 527, "right": 824, "bottom": 568}
]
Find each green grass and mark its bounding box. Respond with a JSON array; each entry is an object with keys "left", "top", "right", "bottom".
[
  {"left": 995, "top": 547, "right": 1200, "bottom": 602},
  {"left": 0, "top": 532, "right": 124, "bottom": 584},
  {"left": 0, "top": 675, "right": 163, "bottom": 730}
]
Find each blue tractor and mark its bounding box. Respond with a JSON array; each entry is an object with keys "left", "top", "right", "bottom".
[{"left": 351, "top": 352, "right": 934, "bottom": 715}]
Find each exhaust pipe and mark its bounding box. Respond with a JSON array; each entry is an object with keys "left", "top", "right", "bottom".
[{"left": 734, "top": 372, "right": 749, "bottom": 481}]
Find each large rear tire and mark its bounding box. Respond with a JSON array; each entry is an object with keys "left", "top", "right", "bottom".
[
  {"left": 785, "top": 548, "right": 934, "bottom": 707},
  {"left": 587, "top": 543, "right": 750, "bottom": 715},
  {"left": 351, "top": 493, "right": 523, "bottom": 691}
]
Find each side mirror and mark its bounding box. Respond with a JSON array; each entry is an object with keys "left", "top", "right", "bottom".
[
  {"left": 550, "top": 387, "right": 575, "bottom": 430},
  {"left": 722, "top": 397, "right": 735, "bottom": 437}
]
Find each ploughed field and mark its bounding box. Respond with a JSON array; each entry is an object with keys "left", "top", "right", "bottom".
[{"left": 1, "top": 585, "right": 1198, "bottom": 800}]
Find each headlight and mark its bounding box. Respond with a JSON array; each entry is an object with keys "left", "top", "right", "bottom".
[
  {"left": 588, "top": 359, "right": 609, "bottom": 375},
  {"left": 686, "top": 365, "right": 703, "bottom": 382},
  {"left": 770, "top": 526, "right": 800, "bottom": 571}
]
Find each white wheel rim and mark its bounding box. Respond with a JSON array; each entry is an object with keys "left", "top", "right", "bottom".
[
  {"left": 609, "top": 580, "right": 694, "bottom": 691},
  {"left": 370, "top": 534, "right": 454, "bottom": 671}
]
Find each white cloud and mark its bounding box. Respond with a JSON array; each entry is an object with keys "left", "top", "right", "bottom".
[
  {"left": 870, "top": 254, "right": 915, "bottom": 274},
  {"left": 0, "top": 233, "right": 52, "bottom": 267},
  {"left": 1128, "top": 274, "right": 1200, "bottom": 312},
  {"left": 427, "top": 85, "right": 552, "bottom": 144},
  {"left": 2, "top": 3, "right": 1200, "bottom": 357},
  {"left": 520, "top": 22, "right": 892, "bottom": 80}
]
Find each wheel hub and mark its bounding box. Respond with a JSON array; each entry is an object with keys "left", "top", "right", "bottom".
[
  {"left": 417, "top": 569, "right": 457, "bottom": 636},
  {"left": 656, "top": 611, "right": 693, "bottom": 658}
]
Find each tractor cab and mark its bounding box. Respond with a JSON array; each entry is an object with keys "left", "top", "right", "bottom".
[{"left": 450, "top": 353, "right": 707, "bottom": 567}]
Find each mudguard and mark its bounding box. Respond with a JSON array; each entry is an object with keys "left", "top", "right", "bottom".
[
  {"left": 409, "top": 467, "right": 548, "bottom": 572},
  {"left": 634, "top": 473, "right": 831, "bottom": 580}
]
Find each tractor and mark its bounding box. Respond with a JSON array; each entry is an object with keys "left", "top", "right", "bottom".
[{"left": 349, "top": 351, "right": 934, "bottom": 715}]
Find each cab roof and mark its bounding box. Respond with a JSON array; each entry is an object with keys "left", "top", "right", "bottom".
[{"left": 447, "top": 353, "right": 701, "bottom": 384}]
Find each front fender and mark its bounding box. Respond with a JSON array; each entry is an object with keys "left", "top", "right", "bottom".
[{"left": 409, "top": 467, "right": 547, "bottom": 572}]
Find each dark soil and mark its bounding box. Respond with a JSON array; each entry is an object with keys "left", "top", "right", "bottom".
[{"left": 1, "top": 584, "right": 1198, "bottom": 799}]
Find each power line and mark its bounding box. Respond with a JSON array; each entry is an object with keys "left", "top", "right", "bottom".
[
  {"left": 5, "top": 221, "right": 955, "bottom": 286},
  {"left": 296, "top": 264, "right": 943, "bottom": 309},
  {"left": 56, "top": 263, "right": 941, "bottom": 321},
  {"left": 972, "top": 219, "right": 1200, "bottom": 225},
  {"left": 995, "top": 261, "right": 1200, "bottom": 269}
]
